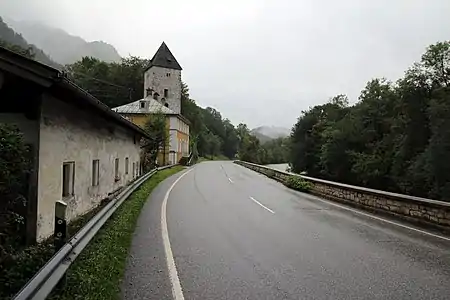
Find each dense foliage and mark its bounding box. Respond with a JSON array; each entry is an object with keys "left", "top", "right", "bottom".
[
  {"left": 0, "top": 124, "right": 30, "bottom": 261},
  {"left": 141, "top": 111, "right": 168, "bottom": 170},
  {"left": 290, "top": 41, "right": 450, "bottom": 201},
  {"left": 66, "top": 56, "right": 149, "bottom": 108}
]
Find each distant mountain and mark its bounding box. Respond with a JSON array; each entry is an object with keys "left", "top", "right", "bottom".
[
  {"left": 0, "top": 17, "right": 59, "bottom": 68},
  {"left": 5, "top": 18, "right": 121, "bottom": 65},
  {"left": 251, "top": 126, "right": 290, "bottom": 142}
]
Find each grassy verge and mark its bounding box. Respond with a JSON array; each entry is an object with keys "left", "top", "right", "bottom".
[
  {"left": 48, "top": 166, "right": 185, "bottom": 300},
  {"left": 1, "top": 191, "right": 111, "bottom": 299}
]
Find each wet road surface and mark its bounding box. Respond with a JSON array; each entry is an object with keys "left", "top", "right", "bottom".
[{"left": 122, "top": 161, "right": 450, "bottom": 300}]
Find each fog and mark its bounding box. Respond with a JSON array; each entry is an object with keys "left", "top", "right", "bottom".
[{"left": 2, "top": 0, "right": 450, "bottom": 128}]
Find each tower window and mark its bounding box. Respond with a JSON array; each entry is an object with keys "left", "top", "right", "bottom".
[
  {"left": 164, "top": 89, "right": 169, "bottom": 98},
  {"left": 166, "top": 73, "right": 171, "bottom": 77}
]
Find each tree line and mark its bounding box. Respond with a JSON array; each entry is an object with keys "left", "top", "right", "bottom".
[
  {"left": 65, "top": 55, "right": 288, "bottom": 165},
  {"left": 290, "top": 41, "right": 450, "bottom": 201}
]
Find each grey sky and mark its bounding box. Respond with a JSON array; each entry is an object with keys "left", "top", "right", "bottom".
[{"left": 2, "top": 0, "right": 450, "bottom": 129}]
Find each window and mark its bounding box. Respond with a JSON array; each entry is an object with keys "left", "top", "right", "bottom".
[
  {"left": 164, "top": 89, "right": 168, "bottom": 98},
  {"left": 137, "top": 162, "right": 140, "bottom": 176},
  {"left": 132, "top": 162, "right": 135, "bottom": 178},
  {"left": 165, "top": 103, "right": 169, "bottom": 108},
  {"left": 115, "top": 158, "right": 120, "bottom": 181},
  {"left": 140, "top": 101, "right": 145, "bottom": 108},
  {"left": 125, "top": 157, "right": 129, "bottom": 174},
  {"left": 62, "top": 162, "right": 75, "bottom": 197},
  {"left": 92, "top": 160, "right": 99, "bottom": 186},
  {"left": 166, "top": 73, "right": 171, "bottom": 77}
]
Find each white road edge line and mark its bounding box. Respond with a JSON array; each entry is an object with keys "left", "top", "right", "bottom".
[
  {"left": 309, "top": 193, "right": 450, "bottom": 242},
  {"left": 249, "top": 196, "right": 275, "bottom": 214},
  {"left": 161, "top": 168, "right": 193, "bottom": 300},
  {"left": 228, "top": 178, "right": 233, "bottom": 183}
]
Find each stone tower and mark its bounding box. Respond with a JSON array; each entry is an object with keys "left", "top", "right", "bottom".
[{"left": 144, "top": 42, "right": 182, "bottom": 114}]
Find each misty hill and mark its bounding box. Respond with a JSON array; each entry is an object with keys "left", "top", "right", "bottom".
[
  {"left": 6, "top": 19, "right": 121, "bottom": 65},
  {"left": 251, "top": 126, "right": 290, "bottom": 142},
  {"left": 0, "top": 17, "right": 59, "bottom": 67}
]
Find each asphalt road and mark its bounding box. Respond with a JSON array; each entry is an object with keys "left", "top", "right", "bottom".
[{"left": 122, "top": 161, "right": 450, "bottom": 300}]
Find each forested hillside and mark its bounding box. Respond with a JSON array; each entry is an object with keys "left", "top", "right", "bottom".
[
  {"left": 6, "top": 19, "right": 121, "bottom": 64},
  {"left": 290, "top": 41, "right": 450, "bottom": 201},
  {"left": 0, "top": 17, "right": 58, "bottom": 67}
]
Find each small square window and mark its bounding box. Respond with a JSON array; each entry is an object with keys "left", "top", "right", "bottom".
[
  {"left": 140, "top": 101, "right": 145, "bottom": 108},
  {"left": 62, "top": 162, "right": 75, "bottom": 197},
  {"left": 164, "top": 89, "right": 169, "bottom": 98},
  {"left": 92, "top": 159, "right": 99, "bottom": 186}
]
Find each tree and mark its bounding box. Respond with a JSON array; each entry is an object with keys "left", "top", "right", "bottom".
[
  {"left": 288, "top": 40, "right": 450, "bottom": 201},
  {"left": 66, "top": 56, "right": 149, "bottom": 108},
  {"left": 0, "top": 124, "right": 30, "bottom": 256},
  {"left": 141, "top": 111, "right": 168, "bottom": 170}
]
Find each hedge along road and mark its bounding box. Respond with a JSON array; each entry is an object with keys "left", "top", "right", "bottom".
[{"left": 122, "top": 161, "right": 450, "bottom": 300}]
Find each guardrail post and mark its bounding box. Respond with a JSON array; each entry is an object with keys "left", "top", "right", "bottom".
[{"left": 54, "top": 200, "right": 67, "bottom": 288}]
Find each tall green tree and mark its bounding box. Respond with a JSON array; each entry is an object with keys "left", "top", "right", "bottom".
[
  {"left": 141, "top": 111, "right": 168, "bottom": 170},
  {"left": 288, "top": 40, "right": 450, "bottom": 201}
]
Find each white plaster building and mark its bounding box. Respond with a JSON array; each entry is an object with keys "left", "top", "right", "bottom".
[{"left": 0, "top": 47, "right": 149, "bottom": 242}]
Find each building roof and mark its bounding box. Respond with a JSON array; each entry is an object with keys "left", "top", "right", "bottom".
[
  {"left": 145, "top": 42, "right": 182, "bottom": 71},
  {"left": 0, "top": 46, "right": 151, "bottom": 139},
  {"left": 114, "top": 98, "right": 176, "bottom": 114},
  {"left": 113, "top": 98, "right": 191, "bottom": 126}
]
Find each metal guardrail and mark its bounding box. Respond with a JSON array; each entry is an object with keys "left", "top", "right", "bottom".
[{"left": 13, "top": 165, "right": 177, "bottom": 300}]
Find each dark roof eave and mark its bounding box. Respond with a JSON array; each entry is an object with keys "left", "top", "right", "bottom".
[
  {"left": 0, "top": 46, "right": 151, "bottom": 140},
  {"left": 144, "top": 63, "right": 183, "bottom": 73}
]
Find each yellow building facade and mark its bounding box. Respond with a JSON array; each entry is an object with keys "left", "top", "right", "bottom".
[{"left": 115, "top": 99, "right": 190, "bottom": 165}]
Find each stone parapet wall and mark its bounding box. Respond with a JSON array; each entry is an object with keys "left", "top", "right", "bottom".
[{"left": 235, "top": 161, "right": 450, "bottom": 228}]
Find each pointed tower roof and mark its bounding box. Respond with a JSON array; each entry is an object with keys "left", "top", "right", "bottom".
[{"left": 146, "top": 42, "right": 182, "bottom": 71}]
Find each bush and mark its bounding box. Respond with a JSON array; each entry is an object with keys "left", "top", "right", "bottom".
[
  {"left": 0, "top": 124, "right": 30, "bottom": 257},
  {"left": 285, "top": 176, "right": 312, "bottom": 192}
]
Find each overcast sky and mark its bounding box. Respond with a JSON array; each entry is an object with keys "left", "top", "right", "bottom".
[{"left": 2, "top": 0, "right": 450, "bottom": 129}]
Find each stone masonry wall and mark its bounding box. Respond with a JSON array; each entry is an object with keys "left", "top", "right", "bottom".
[{"left": 235, "top": 161, "right": 450, "bottom": 228}]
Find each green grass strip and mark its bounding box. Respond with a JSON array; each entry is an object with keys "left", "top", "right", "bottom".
[{"left": 49, "top": 166, "right": 185, "bottom": 300}]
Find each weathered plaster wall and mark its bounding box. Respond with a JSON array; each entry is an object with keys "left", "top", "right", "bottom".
[
  {"left": 144, "top": 67, "right": 181, "bottom": 114},
  {"left": 235, "top": 161, "right": 450, "bottom": 229},
  {"left": 36, "top": 95, "right": 141, "bottom": 241}
]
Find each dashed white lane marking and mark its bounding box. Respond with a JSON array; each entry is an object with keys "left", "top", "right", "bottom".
[
  {"left": 249, "top": 196, "right": 275, "bottom": 214},
  {"left": 228, "top": 178, "right": 233, "bottom": 183},
  {"left": 161, "top": 169, "right": 193, "bottom": 300},
  {"left": 304, "top": 193, "right": 450, "bottom": 242}
]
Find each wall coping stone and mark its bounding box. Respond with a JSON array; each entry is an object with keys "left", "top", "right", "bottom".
[{"left": 235, "top": 161, "right": 450, "bottom": 209}]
